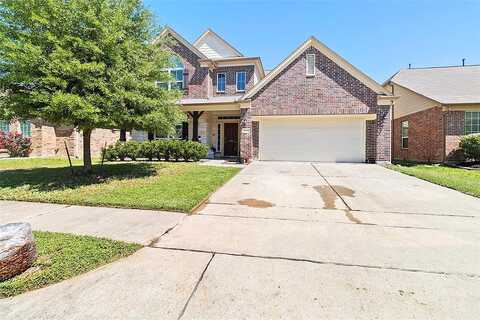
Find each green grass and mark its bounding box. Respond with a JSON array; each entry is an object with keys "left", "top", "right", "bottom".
[
  {"left": 0, "top": 231, "right": 141, "bottom": 298},
  {"left": 388, "top": 163, "right": 480, "bottom": 198},
  {"left": 0, "top": 157, "right": 92, "bottom": 170},
  {"left": 0, "top": 159, "right": 240, "bottom": 212}
]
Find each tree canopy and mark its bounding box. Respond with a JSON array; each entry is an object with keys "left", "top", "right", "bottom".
[{"left": 0, "top": 0, "right": 184, "bottom": 170}]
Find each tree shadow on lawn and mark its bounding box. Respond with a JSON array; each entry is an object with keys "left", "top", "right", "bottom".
[{"left": 0, "top": 162, "right": 159, "bottom": 192}]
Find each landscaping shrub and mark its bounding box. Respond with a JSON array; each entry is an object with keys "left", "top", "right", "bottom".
[
  {"left": 103, "top": 139, "right": 208, "bottom": 162},
  {"left": 139, "top": 141, "right": 155, "bottom": 161},
  {"left": 184, "top": 140, "right": 208, "bottom": 161},
  {"left": 169, "top": 140, "right": 182, "bottom": 161},
  {"left": 123, "top": 141, "right": 141, "bottom": 160},
  {"left": 0, "top": 132, "right": 32, "bottom": 157},
  {"left": 152, "top": 140, "right": 166, "bottom": 161},
  {"left": 460, "top": 134, "right": 480, "bottom": 162},
  {"left": 103, "top": 144, "right": 118, "bottom": 161}
]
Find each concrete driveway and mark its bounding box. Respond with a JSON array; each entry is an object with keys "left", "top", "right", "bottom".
[{"left": 2, "top": 161, "right": 480, "bottom": 319}]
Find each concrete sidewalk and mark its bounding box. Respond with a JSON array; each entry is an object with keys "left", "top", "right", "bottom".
[{"left": 0, "top": 201, "right": 185, "bottom": 245}]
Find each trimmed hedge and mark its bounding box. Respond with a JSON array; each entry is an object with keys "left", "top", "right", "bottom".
[
  {"left": 460, "top": 134, "right": 480, "bottom": 162},
  {"left": 103, "top": 140, "right": 208, "bottom": 162}
]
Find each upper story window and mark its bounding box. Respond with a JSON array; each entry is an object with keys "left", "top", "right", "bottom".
[
  {"left": 465, "top": 111, "right": 480, "bottom": 134},
  {"left": 0, "top": 120, "right": 9, "bottom": 133},
  {"left": 236, "top": 71, "right": 246, "bottom": 92},
  {"left": 306, "top": 54, "right": 315, "bottom": 76},
  {"left": 401, "top": 120, "right": 409, "bottom": 149},
  {"left": 157, "top": 56, "right": 184, "bottom": 90},
  {"left": 217, "top": 73, "right": 226, "bottom": 93}
]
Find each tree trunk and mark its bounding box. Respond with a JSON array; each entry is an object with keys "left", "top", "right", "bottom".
[
  {"left": 120, "top": 129, "right": 127, "bottom": 142},
  {"left": 83, "top": 129, "right": 92, "bottom": 172}
]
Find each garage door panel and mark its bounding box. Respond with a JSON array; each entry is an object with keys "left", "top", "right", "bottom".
[{"left": 259, "top": 118, "right": 365, "bottom": 162}]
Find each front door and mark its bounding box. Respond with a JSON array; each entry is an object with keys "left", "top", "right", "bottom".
[{"left": 223, "top": 123, "right": 239, "bottom": 157}]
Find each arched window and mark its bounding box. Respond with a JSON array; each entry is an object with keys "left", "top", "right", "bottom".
[{"left": 157, "top": 56, "right": 184, "bottom": 90}]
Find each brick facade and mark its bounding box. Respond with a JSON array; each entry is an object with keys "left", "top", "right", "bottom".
[
  {"left": 212, "top": 66, "right": 255, "bottom": 96},
  {"left": 250, "top": 47, "right": 377, "bottom": 116},
  {"left": 393, "top": 107, "right": 444, "bottom": 162},
  {"left": 375, "top": 106, "right": 392, "bottom": 162},
  {"left": 244, "top": 46, "right": 390, "bottom": 163},
  {"left": 444, "top": 110, "right": 465, "bottom": 162},
  {"left": 251, "top": 121, "right": 259, "bottom": 159},
  {"left": 167, "top": 36, "right": 209, "bottom": 99},
  {"left": 239, "top": 108, "right": 253, "bottom": 162}
]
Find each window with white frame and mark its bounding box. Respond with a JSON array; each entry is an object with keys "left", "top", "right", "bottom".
[
  {"left": 401, "top": 121, "right": 409, "bottom": 149},
  {"left": 157, "top": 56, "right": 184, "bottom": 90},
  {"left": 465, "top": 111, "right": 480, "bottom": 134},
  {"left": 236, "top": 71, "right": 246, "bottom": 92},
  {"left": 217, "top": 73, "right": 226, "bottom": 93},
  {"left": 306, "top": 54, "right": 315, "bottom": 76}
]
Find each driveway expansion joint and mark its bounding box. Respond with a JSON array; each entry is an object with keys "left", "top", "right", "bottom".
[
  {"left": 154, "top": 246, "right": 480, "bottom": 279},
  {"left": 177, "top": 253, "right": 215, "bottom": 320}
]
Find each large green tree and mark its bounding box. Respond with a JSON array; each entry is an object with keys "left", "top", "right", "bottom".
[{"left": 0, "top": 0, "right": 183, "bottom": 171}]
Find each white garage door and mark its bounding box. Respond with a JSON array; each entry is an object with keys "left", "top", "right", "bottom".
[{"left": 259, "top": 117, "right": 366, "bottom": 162}]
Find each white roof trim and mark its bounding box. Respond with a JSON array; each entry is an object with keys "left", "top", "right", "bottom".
[
  {"left": 244, "top": 36, "right": 390, "bottom": 99},
  {"left": 193, "top": 28, "right": 243, "bottom": 57},
  {"left": 154, "top": 26, "right": 207, "bottom": 59}
]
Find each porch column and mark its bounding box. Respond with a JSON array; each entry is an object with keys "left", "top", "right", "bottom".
[
  {"left": 239, "top": 108, "right": 252, "bottom": 163},
  {"left": 188, "top": 111, "right": 204, "bottom": 142}
]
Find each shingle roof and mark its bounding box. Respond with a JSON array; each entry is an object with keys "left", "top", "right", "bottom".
[{"left": 389, "top": 65, "right": 480, "bottom": 104}]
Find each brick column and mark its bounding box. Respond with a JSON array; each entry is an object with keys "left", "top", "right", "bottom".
[
  {"left": 239, "top": 108, "right": 252, "bottom": 163},
  {"left": 375, "top": 105, "right": 392, "bottom": 163}
]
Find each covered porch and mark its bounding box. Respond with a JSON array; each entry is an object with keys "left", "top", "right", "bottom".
[{"left": 181, "top": 98, "right": 251, "bottom": 160}]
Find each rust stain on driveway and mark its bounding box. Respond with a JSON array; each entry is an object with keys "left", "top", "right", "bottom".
[
  {"left": 313, "top": 185, "right": 355, "bottom": 210},
  {"left": 313, "top": 186, "right": 338, "bottom": 209},
  {"left": 238, "top": 199, "right": 275, "bottom": 208}
]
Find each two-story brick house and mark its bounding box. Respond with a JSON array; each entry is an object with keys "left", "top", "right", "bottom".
[{"left": 143, "top": 27, "right": 395, "bottom": 163}]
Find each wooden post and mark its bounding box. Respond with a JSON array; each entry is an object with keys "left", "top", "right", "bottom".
[
  {"left": 188, "top": 111, "right": 204, "bottom": 142},
  {"left": 64, "top": 140, "right": 74, "bottom": 176},
  {"left": 101, "top": 141, "right": 107, "bottom": 167}
]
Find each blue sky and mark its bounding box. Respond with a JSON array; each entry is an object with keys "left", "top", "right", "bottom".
[{"left": 144, "top": 0, "right": 480, "bottom": 82}]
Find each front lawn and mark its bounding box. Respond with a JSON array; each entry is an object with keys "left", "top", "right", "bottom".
[
  {"left": 0, "top": 157, "right": 89, "bottom": 170},
  {"left": 388, "top": 164, "right": 480, "bottom": 198},
  {"left": 0, "top": 160, "right": 240, "bottom": 212},
  {"left": 0, "top": 231, "right": 140, "bottom": 298}
]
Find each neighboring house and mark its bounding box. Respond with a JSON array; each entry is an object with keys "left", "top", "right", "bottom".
[
  {"left": 384, "top": 65, "right": 480, "bottom": 162},
  {"left": 143, "top": 27, "right": 395, "bottom": 163},
  {"left": 0, "top": 119, "right": 121, "bottom": 157}
]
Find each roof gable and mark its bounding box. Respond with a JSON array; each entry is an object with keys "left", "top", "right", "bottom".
[
  {"left": 388, "top": 66, "right": 480, "bottom": 104},
  {"left": 244, "top": 37, "right": 389, "bottom": 99},
  {"left": 155, "top": 26, "right": 207, "bottom": 59},
  {"left": 193, "top": 29, "right": 243, "bottom": 59}
]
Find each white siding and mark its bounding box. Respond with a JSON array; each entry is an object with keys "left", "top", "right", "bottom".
[{"left": 195, "top": 33, "right": 240, "bottom": 59}]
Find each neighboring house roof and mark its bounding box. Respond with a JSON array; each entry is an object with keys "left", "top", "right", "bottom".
[
  {"left": 244, "top": 36, "right": 390, "bottom": 99},
  {"left": 155, "top": 26, "right": 207, "bottom": 59},
  {"left": 193, "top": 29, "right": 243, "bottom": 58},
  {"left": 386, "top": 65, "right": 480, "bottom": 104}
]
